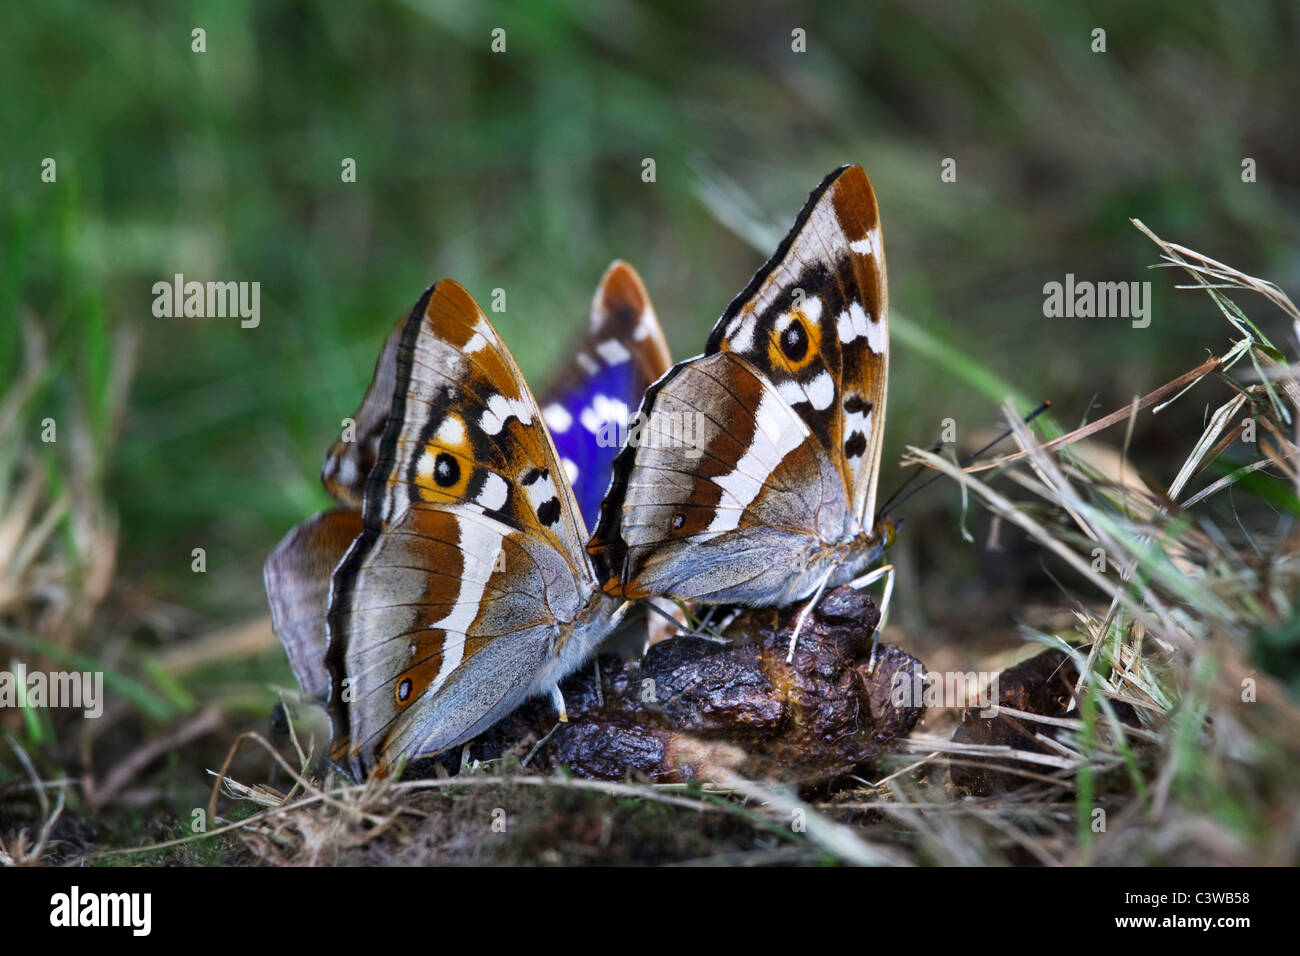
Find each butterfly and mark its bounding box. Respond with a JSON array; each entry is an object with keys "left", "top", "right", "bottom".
[
  {"left": 265, "top": 262, "right": 670, "bottom": 777},
  {"left": 589, "top": 164, "right": 894, "bottom": 611}
]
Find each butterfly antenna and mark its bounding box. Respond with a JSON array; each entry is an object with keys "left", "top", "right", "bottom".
[
  {"left": 877, "top": 438, "right": 945, "bottom": 514},
  {"left": 644, "top": 598, "right": 729, "bottom": 644},
  {"left": 883, "top": 400, "right": 1052, "bottom": 518}
]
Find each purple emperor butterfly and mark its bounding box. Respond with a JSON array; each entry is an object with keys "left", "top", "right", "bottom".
[
  {"left": 265, "top": 264, "right": 670, "bottom": 778},
  {"left": 590, "top": 165, "right": 894, "bottom": 608}
]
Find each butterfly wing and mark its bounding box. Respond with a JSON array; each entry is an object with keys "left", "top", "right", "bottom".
[
  {"left": 264, "top": 508, "right": 365, "bottom": 702},
  {"left": 355, "top": 280, "right": 591, "bottom": 552},
  {"left": 538, "top": 261, "right": 671, "bottom": 529},
  {"left": 320, "top": 318, "right": 406, "bottom": 510},
  {"left": 327, "top": 279, "right": 613, "bottom": 777},
  {"left": 591, "top": 165, "right": 889, "bottom": 604}
]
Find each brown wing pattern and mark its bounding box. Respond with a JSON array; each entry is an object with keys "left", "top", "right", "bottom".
[
  {"left": 359, "top": 280, "right": 590, "bottom": 556},
  {"left": 330, "top": 501, "right": 582, "bottom": 775}
]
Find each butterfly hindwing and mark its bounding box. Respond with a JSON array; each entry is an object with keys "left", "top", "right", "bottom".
[
  {"left": 329, "top": 502, "right": 586, "bottom": 774},
  {"left": 264, "top": 508, "right": 365, "bottom": 702},
  {"left": 597, "top": 350, "right": 847, "bottom": 605}
]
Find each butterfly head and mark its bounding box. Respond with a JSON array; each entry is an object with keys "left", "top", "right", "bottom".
[{"left": 877, "top": 514, "right": 897, "bottom": 551}]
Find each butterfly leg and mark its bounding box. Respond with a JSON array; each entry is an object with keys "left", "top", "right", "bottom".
[
  {"left": 784, "top": 564, "right": 838, "bottom": 663},
  {"left": 549, "top": 685, "right": 569, "bottom": 723},
  {"left": 848, "top": 563, "right": 895, "bottom": 674}
]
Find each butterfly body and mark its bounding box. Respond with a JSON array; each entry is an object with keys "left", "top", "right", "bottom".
[{"left": 590, "top": 164, "right": 893, "bottom": 609}]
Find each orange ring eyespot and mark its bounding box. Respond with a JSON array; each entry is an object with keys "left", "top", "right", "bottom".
[
  {"left": 767, "top": 310, "right": 822, "bottom": 373},
  {"left": 395, "top": 676, "right": 414, "bottom": 707},
  {"left": 415, "top": 413, "right": 475, "bottom": 502}
]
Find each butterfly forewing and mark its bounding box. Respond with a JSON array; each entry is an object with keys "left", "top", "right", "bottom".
[
  {"left": 827, "top": 169, "right": 889, "bottom": 523},
  {"left": 320, "top": 319, "right": 406, "bottom": 510},
  {"left": 362, "top": 280, "right": 590, "bottom": 557},
  {"left": 539, "top": 261, "right": 671, "bottom": 529},
  {"left": 707, "top": 164, "right": 888, "bottom": 525}
]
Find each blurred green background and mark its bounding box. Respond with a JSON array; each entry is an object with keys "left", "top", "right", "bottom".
[{"left": 3, "top": 0, "right": 1298, "bottom": 677}]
